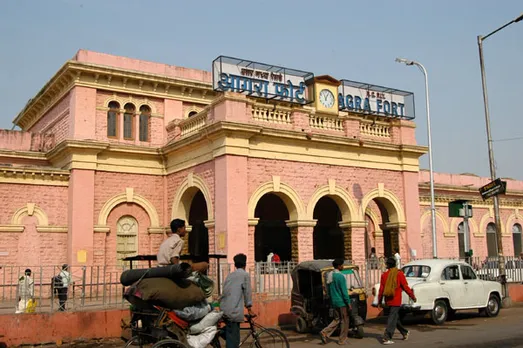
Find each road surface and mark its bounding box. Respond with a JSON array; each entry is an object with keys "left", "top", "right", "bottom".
[{"left": 39, "top": 306, "right": 523, "bottom": 347}]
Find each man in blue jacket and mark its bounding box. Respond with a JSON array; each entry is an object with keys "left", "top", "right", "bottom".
[{"left": 320, "top": 258, "right": 351, "bottom": 345}]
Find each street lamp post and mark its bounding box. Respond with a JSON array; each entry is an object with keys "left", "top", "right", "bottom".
[
  {"left": 477, "top": 13, "right": 523, "bottom": 306},
  {"left": 395, "top": 58, "right": 437, "bottom": 259}
]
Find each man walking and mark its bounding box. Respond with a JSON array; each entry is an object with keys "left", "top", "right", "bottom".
[
  {"left": 320, "top": 258, "right": 351, "bottom": 345},
  {"left": 378, "top": 257, "right": 417, "bottom": 345},
  {"left": 220, "top": 253, "right": 254, "bottom": 348},
  {"left": 157, "top": 219, "right": 187, "bottom": 266}
]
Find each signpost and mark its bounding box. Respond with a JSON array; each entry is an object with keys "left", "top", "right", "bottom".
[
  {"left": 479, "top": 178, "right": 507, "bottom": 200},
  {"left": 449, "top": 200, "right": 473, "bottom": 259}
]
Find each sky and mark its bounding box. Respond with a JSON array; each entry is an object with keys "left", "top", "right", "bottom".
[{"left": 1, "top": 0, "right": 522, "bottom": 179}]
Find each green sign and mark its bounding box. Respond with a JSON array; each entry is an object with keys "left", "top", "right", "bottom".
[{"left": 448, "top": 200, "right": 473, "bottom": 218}]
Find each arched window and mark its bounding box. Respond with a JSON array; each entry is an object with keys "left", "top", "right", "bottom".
[
  {"left": 116, "top": 216, "right": 138, "bottom": 265},
  {"left": 486, "top": 222, "right": 498, "bottom": 257},
  {"left": 458, "top": 222, "right": 465, "bottom": 258},
  {"left": 123, "top": 103, "right": 136, "bottom": 140},
  {"left": 139, "top": 105, "right": 151, "bottom": 142},
  {"left": 513, "top": 223, "right": 522, "bottom": 256},
  {"left": 107, "top": 101, "right": 120, "bottom": 137},
  {"left": 188, "top": 111, "right": 198, "bottom": 118}
]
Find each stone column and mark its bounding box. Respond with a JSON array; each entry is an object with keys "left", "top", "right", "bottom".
[
  {"left": 287, "top": 220, "right": 316, "bottom": 262},
  {"left": 182, "top": 225, "right": 192, "bottom": 255},
  {"left": 214, "top": 155, "right": 249, "bottom": 263},
  {"left": 247, "top": 218, "right": 259, "bottom": 270},
  {"left": 340, "top": 221, "right": 366, "bottom": 265},
  {"left": 204, "top": 220, "right": 216, "bottom": 254},
  {"left": 68, "top": 169, "right": 95, "bottom": 266}
]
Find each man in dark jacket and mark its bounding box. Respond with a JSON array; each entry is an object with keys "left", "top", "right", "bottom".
[
  {"left": 320, "top": 258, "right": 351, "bottom": 345},
  {"left": 378, "top": 257, "right": 417, "bottom": 345}
]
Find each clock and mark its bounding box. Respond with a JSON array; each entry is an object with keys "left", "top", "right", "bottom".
[{"left": 319, "top": 89, "right": 335, "bottom": 108}]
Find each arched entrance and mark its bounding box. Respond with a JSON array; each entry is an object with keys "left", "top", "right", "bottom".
[
  {"left": 361, "top": 189, "right": 405, "bottom": 259},
  {"left": 364, "top": 213, "right": 376, "bottom": 259},
  {"left": 313, "top": 196, "right": 344, "bottom": 260},
  {"left": 188, "top": 190, "right": 209, "bottom": 263},
  {"left": 254, "top": 193, "right": 292, "bottom": 262}
]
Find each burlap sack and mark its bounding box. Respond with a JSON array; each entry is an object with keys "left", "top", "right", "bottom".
[{"left": 136, "top": 277, "right": 205, "bottom": 310}]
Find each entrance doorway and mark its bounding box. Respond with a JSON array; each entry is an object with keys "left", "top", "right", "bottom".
[
  {"left": 188, "top": 190, "right": 209, "bottom": 263},
  {"left": 313, "top": 196, "right": 344, "bottom": 260},
  {"left": 254, "top": 193, "right": 292, "bottom": 262}
]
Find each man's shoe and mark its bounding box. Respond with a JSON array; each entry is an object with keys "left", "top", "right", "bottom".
[
  {"left": 403, "top": 331, "right": 410, "bottom": 340},
  {"left": 338, "top": 339, "right": 349, "bottom": 345},
  {"left": 320, "top": 333, "right": 328, "bottom": 345},
  {"left": 382, "top": 338, "right": 395, "bottom": 345}
]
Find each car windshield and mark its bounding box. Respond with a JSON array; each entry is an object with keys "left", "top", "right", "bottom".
[{"left": 402, "top": 265, "right": 431, "bottom": 278}]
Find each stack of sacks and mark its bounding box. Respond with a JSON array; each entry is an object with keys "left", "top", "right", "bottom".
[
  {"left": 121, "top": 263, "right": 206, "bottom": 310},
  {"left": 186, "top": 310, "right": 224, "bottom": 348}
]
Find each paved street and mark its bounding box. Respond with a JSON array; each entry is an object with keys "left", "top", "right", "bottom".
[
  {"left": 297, "top": 306, "right": 523, "bottom": 348},
  {"left": 33, "top": 306, "right": 523, "bottom": 348}
]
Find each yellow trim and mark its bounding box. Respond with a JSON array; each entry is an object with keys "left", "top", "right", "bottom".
[
  {"left": 36, "top": 226, "right": 68, "bottom": 233},
  {"left": 306, "top": 183, "right": 359, "bottom": 221},
  {"left": 449, "top": 217, "right": 480, "bottom": 237},
  {"left": 171, "top": 173, "right": 214, "bottom": 221},
  {"left": 420, "top": 209, "right": 451, "bottom": 237},
  {"left": 360, "top": 187, "right": 406, "bottom": 224},
  {"left": 11, "top": 204, "right": 49, "bottom": 226},
  {"left": 97, "top": 191, "right": 161, "bottom": 229},
  {"left": 479, "top": 213, "right": 504, "bottom": 236},
  {"left": 248, "top": 180, "right": 306, "bottom": 221},
  {"left": 506, "top": 212, "right": 523, "bottom": 236},
  {"left": 365, "top": 208, "right": 383, "bottom": 236},
  {"left": 0, "top": 225, "right": 25, "bottom": 233}
]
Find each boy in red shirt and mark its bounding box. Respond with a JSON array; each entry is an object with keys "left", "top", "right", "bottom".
[{"left": 378, "top": 257, "right": 417, "bottom": 345}]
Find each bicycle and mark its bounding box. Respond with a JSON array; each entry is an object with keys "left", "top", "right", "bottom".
[{"left": 209, "top": 314, "right": 289, "bottom": 348}]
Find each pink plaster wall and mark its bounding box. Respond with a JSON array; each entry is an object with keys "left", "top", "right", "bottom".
[
  {"left": 69, "top": 86, "right": 97, "bottom": 139},
  {"left": 74, "top": 50, "right": 212, "bottom": 84},
  {"left": 0, "top": 130, "right": 55, "bottom": 153},
  {"left": 29, "top": 93, "right": 71, "bottom": 144},
  {"left": 0, "top": 183, "right": 68, "bottom": 266},
  {"left": 94, "top": 172, "right": 165, "bottom": 227},
  {"left": 420, "top": 170, "right": 523, "bottom": 192}
]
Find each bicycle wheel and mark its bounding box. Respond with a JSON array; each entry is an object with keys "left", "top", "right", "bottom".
[
  {"left": 151, "top": 338, "right": 189, "bottom": 348},
  {"left": 251, "top": 328, "right": 290, "bottom": 348},
  {"left": 124, "top": 336, "right": 153, "bottom": 348}
]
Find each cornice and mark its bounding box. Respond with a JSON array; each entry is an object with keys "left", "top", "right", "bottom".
[
  {"left": 418, "top": 194, "right": 523, "bottom": 208},
  {"left": 419, "top": 182, "right": 523, "bottom": 197},
  {"left": 0, "top": 166, "right": 69, "bottom": 186},
  {"left": 14, "top": 60, "right": 218, "bottom": 131}
]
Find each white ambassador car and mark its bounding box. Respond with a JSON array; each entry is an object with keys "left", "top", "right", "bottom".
[{"left": 371, "top": 259, "right": 502, "bottom": 325}]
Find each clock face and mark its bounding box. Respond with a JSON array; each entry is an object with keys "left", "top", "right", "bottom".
[{"left": 319, "top": 89, "right": 335, "bottom": 108}]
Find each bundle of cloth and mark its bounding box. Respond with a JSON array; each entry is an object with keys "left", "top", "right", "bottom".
[{"left": 120, "top": 263, "right": 221, "bottom": 348}]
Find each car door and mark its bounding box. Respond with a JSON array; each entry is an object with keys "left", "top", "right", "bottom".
[
  {"left": 440, "top": 265, "right": 466, "bottom": 309},
  {"left": 460, "top": 264, "right": 484, "bottom": 307}
]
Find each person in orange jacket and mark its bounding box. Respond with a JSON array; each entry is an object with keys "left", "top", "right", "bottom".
[{"left": 378, "top": 257, "right": 417, "bottom": 345}]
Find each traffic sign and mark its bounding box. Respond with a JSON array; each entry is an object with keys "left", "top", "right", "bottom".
[{"left": 479, "top": 178, "right": 506, "bottom": 200}]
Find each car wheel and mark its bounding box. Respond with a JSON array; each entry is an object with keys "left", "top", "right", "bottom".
[
  {"left": 431, "top": 300, "right": 448, "bottom": 325},
  {"left": 296, "top": 316, "right": 309, "bottom": 333},
  {"left": 484, "top": 294, "right": 501, "bottom": 317}
]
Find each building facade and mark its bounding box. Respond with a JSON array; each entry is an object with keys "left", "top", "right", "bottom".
[{"left": 0, "top": 50, "right": 521, "bottom": 270}]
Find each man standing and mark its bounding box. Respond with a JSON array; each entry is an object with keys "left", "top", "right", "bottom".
[
  {"left": 220, "top": 253, "right": 254, "bottom": 348},
  {"left": 320, "top": 258, "right": 351, "bottom": 345},
  {"left": 378, "top": 257, "right": 417, "bottom": 345},
  {"left": 16, "top": 269, "right": 34, "bottom": 314},
  {"left": 57, "top": 264, "right": 71, "bottom": 311},
  {"left": 157, "top": 219, "right": 187, "bottom": 266}
]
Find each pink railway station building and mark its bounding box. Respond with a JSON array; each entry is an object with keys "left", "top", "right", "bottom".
[{"left": 1, "top": 50, "right": 522, "bottom": 270}]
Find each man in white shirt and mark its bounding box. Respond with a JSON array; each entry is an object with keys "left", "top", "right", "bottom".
[
  {"left": 157, "top": 219, "right": 187, "bottom": 266},
  {"left": 56, "top": 264, "right": 71, "bottom": 311},
  {"left": 394, "top": 249, "right": 402, "bottom": 270},
  {"left": 16, "top": 269, "right": 34, "bottom": 313}
]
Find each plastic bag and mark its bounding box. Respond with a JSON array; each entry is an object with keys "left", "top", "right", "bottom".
[
  {"left": 174, "top": 300, "right": 211, "bottom": 321},
  {"left": 187, "top": 326, "right": 217, "bottom": 348},
  {"left": 189, "top": 310, "right": 223, "bottom": 334},
  {"left": 25, "top": 299, "right": 37, "bottom": 313},
  {"left": 188, "top": 272, "right": 215, "bottom": 298}
]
